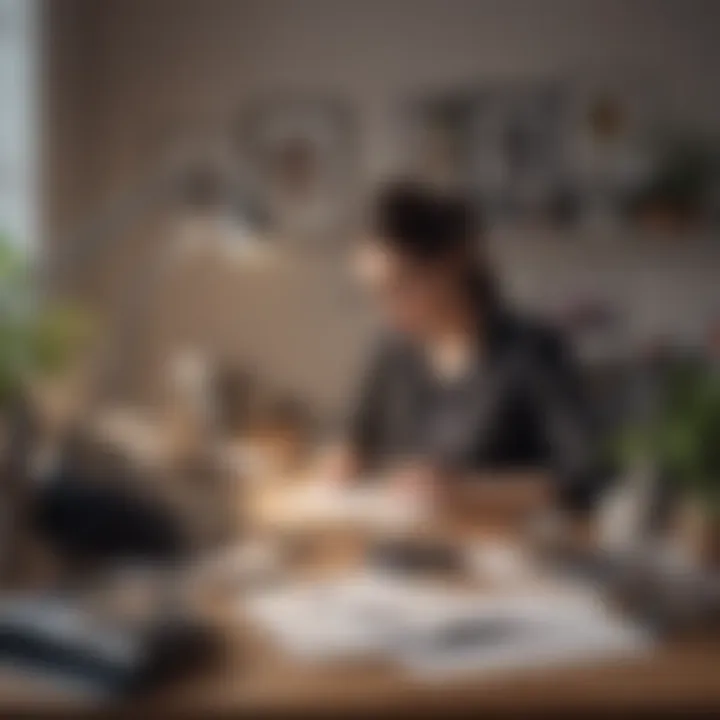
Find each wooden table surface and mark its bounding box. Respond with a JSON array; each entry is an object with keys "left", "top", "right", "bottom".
[
  {"left": 142, "top": 479, "right": 720, "bottom": 715},
  {"left": 2, "top": 473, "right": 720, "bottom": 715},
  {"left": 149, "top": 633, "right": 720, "bottom": 714}
]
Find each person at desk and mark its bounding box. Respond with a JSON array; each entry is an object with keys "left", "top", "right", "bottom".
[{"left": 327, "top": 182, "right": 603, "bottom": 517}]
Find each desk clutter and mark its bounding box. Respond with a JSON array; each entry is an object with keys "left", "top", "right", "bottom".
[
  {"left": 3, "top": 363, "right": 719, "bottom": 710},
  {"left": 232, "top": 479, "right": 716, "bottom": 683},
  {"left": 263, "top": 480, "right": 428, "bottom": 531},
  {"left": 244, "top": 570, "right": 652, "bottom": 680},
  {"left": 234, "top": 475, "right": 657, "bottom": 682},
  {"left": 0, "top": 591, "right": 216, "bottom": 701}
]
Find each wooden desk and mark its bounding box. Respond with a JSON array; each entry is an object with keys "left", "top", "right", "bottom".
[
  {"left": 142, "top": 480, "right": 720, "bottom": 715},
  {"left": 149, "top": 634, "right": 720, "bottom": 714},
  {"left": 2, "top": 476, "right": 719, "bottom": 715}
]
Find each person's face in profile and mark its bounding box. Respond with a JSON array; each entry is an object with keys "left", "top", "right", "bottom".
[{"left": 353, "top": 238, "right": 459, "bottom": 338}]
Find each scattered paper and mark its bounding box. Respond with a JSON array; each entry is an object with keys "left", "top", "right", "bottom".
[{"left": 243, "top": 571, "right": 652, "bottom": 676}]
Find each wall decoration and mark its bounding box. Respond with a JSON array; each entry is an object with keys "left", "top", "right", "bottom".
[
  {"left": 236, "top": 96, "right": 356, "bottom": 248},
  {"left": 494, "top": 84, "right": 569, "bottom": 222},
  {"left": 409, "top": 75, "right": 661, "bottom": 230},
  {"left": 566, "top": 74, "right": 659, "bottom": 226},
  {"left": 409, "top": 83, "right": 573, "bottom": 227},
  {"left": 625, "top": 135, "right": 720, "bottom": 232},
  {"left": 408, "top": 91, "right": 479, "bottom": 192}
]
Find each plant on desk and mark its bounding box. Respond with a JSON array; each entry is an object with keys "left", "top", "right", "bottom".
[
  {"left": 0, "top": 235, "right": 91, "bottom": 406},
  {"left": 0, "top": 232, "right": 92, "bottom": 579},
  {"left": 617, "top": 355, "right": 720, "bottom": 566}
]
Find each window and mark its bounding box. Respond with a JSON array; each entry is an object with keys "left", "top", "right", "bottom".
[{"left": 0, "top": 0, "right": 38, "bottom": 251}]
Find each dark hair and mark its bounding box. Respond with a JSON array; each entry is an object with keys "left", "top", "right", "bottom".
[
  {"left": 372, "top": 181, "right": 498, "bottom": 307},
  {"left": 373, "top": 182, "right": 479, "bottom": 262}
]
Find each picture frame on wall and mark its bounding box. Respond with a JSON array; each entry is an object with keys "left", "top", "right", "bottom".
[
  {"left": 408, "top": 75, "right": 661, "bottom": 231},
  {"left": 495, "top": 83, "right": 570, "bottom": 222},
  {"left": 408, "top": 82, "right": 575, "bottom": 228},
  {"left": 406, "top": 90, "right": 479, "bottom": 193},
  {"left": 236, "top": 95, "right": 356, "bottom": 250},
  {"left": 565, "top": 71, "right": 660, "bottom": 228}
]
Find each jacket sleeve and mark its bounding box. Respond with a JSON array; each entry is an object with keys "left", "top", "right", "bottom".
[
  {"left": 532, "top": 328, "right": 606, "bottom": 515},
  {"left": 347, "top": 341, "right": 392, "bottom": 467}
]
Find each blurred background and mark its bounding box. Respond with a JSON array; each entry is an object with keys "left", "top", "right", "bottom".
[
  {"left": 0, "top": 0, "right": 719, "bottom": 712},
  {"left": 38, "top": 0, "right": 720, "bottom": 417}
]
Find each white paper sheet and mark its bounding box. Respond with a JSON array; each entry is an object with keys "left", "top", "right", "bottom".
[{"left": 244, "top": 571, "right": 652, "bottom": 675}]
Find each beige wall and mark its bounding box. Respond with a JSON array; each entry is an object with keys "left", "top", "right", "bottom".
[{"left": 47, "top": 0, "right": 720, "bottom": 418}]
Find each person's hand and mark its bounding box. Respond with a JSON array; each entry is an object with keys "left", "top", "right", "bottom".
[
  {"left": 389, "top": 460, "right": 445, "bottom": 506},
  {"left": 449, "top": 472, "right": 552, "bottom": 524},
  {"left": 317, "top": 443, "right": 361, "bottom": 486}
]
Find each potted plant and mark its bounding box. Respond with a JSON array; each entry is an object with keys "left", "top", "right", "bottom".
[
  {"left": 627, "top": 138, "right": 719, "bottom": 233},
  {"left": 0, "top": 234, "right": 91, "bottom": 411},
  {"left": 616, "top": 355, "right": 720, "bottom": 566},
  {"left": 0, "top": 233, "right": 91, "bottom": 580}
]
